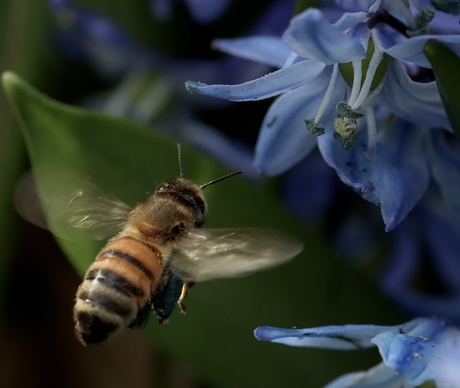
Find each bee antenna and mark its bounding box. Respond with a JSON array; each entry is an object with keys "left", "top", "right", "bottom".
[
  {"left": 200, "top": 171, "right": 243, "bottom": 190},
  {"left": 177, "top": 143, "right": 184, "bottom": 178}
]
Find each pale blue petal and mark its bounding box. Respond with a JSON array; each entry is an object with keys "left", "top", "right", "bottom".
[
  {"left": 381, "top": 61, "right": 451, "bottom": 130},
  {"left": 373, "top": 332, "right": 441, "bottom": 386},
  {"left": 334, "top": 0, "right": 378, "bottom": 12},
  {"left": 318, "top": 118, "right": 429, "bottom": 231},
  {"left": 385, "top": 34, "right": 460, "bottom": 68},
  {"left": 347, "top": 22, "right": 370, "bottom": 51},
  {"left": 371, "top": 27, "right": 397, "bottom": 51},
  {"left": 254, "top": 68, "right": 345, "bottom": 175},
  {"left": 333, "top": 10, "right": 368, "bottom": 31},
  {"left": 185, "top": 59, "right": 325, "bottom": 101},
  {"left": 427, "top": 130, "right": 460, "bottom": 216},
  {"left": 186, "top": 0, "right": 231, "bottom": 23},
  {"left": 373, "top": 320, "right": 460, "bottom": 387},
  {"left": 436, "top": 347, "right": 460, "bottom": 387},
  {"left": 212, "top": 36, "right": 292, "bottom": 68},
  {"left": 325, "top": 363, "right": 403, "bottom": 388},
  {"left": 254, "top": 319, "right": 423, "bottom": 350},
  {"left": 430, "top": 8, "right": 460, "bottom": 34},
  {"left": 282, "top": 9, "right": 366, "bottom": 64},
  {"left": 253, "top": 84, "right": 320, "bottom": 175}
]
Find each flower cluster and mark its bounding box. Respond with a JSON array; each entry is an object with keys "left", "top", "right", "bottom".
[{"left": 186, "top": 0, "right": 460, "bottom": 231}]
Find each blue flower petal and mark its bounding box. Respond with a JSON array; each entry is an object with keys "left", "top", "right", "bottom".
[
  {"left": 372, "top": 319, "right": 460, "bottom": 387},
  {"left": 253, "top": 68, "right": 345, "bottom": 174},
  {"left": 282, "top": 9, "right": 366, "bottom": 64},
  {"left": 380, "top": 61, "right": 451, "bottom": 130},
  {"left": 334, "top": 0, "right": 378, "bottom": 12},
  {"left": 256, "top": 318, "right": 460, "bottom": 387},
  {"left": 185, "top": 59, "right": 325, "bottom": 101},
  {"left": 371, "top": 26, "right": 396, "bottom": 51},
  {"left": 318, "top": 118, "right": 430, "bottom": 231},
  {"left": 254, "top": 319, "right": 423, "bottom": 350},
  {"left": 324, "top": 363, "right": 403, "bottom": 388},
  {"left": 427, "top": 130, "right": 460, "bottom": 216},
  {"left": 212, "top": 36, "right": 292, "bottom": 68},
  {"left": 385, "top": 34, "right": 460, "bottom": 68},
  {"left": 373, "top": 332, "right": 441, "bottom": 386},
  {"left": 333, "top": 10, "right": 368, "bottom": 31},
  {"left": 253, "top": 90, "right": 319, "bottom": 174}
]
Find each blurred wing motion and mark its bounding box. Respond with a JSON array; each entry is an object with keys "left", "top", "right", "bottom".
[
  {"left": 15, "top": 171, "right": 131, "bottom": 240},
  {"left": 67, "top": 185, "right": 132, "bottom": 240},
  {"left": 171, "top": 228, "right": 304, "bottom": 281},
  {"left": 14, "top": 171, "right": 48, "bottom": 230}
]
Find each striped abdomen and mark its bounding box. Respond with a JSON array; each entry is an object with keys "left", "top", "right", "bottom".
[{"left": 74, "top": 236, "right": 164, "bottom": 346}]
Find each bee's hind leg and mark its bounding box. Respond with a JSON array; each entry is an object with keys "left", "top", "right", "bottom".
[{"left": 178, "top": 282, "right": 195, "bottom": 314}]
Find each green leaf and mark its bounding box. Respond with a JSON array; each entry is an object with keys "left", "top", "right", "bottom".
[
  {"left": 2, "top": 71, "right": 401, "bottom": 387},
  {"left": 424, "top": 40, "right": 460, "bottom": 137},
  {"left": 0, "top": 0, "right": 58, "bottom": 312}
]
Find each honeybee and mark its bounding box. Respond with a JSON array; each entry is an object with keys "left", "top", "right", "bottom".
[{"left": 16, "top": 146, "right": 303, "bottom": 346}]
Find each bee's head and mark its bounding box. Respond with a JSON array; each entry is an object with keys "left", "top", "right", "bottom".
[{"left": 131, "top": 178, "right": 206, "bottom": 243}]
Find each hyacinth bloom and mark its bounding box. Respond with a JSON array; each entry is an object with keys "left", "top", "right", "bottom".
[
  {"left": 185, "top": 1, "right": 460, "bottom": 230},
  {"left": 255, "top": 317, "right": 460, "bottom": 387}
]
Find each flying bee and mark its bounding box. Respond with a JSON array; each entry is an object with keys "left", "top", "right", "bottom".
[{"left": 16, "top": 146, "right": 303, "bottom": 346}]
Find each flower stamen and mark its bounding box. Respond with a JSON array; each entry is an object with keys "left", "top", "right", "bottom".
[
  {"left": 314, "top": 63, "right": 339, "bottom": 124},
  {"left": 347, "top": 61, "right": 362, "bottom": 108},
  {"left": 351, "top": 46, "right": 384, "bottom": 111}
]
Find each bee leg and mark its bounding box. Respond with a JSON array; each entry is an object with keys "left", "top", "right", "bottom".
[{"left": 177, "top": 282, "right": 196, "bottom": 314}]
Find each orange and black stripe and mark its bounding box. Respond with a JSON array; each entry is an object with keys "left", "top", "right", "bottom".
[{"left": 74, "top": 236, "right": 164, "bottom": 345}]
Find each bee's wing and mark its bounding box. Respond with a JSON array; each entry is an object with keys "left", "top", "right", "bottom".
[
  {"left": 65, "top": 185, "right": 132, "bottom": 240},
  {"left": 15, "top": 171, "right": 132, "bottom": 240},
  {"left": 14, "top": 171, "right": 48, "bottom": 230},
  {"left": 170, "top": 228, "right": 303, "bottom": 282}
]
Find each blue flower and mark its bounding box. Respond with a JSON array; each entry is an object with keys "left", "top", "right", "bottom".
[
  {"left": 254, "top": 317, "right": 460, "bottom": 387},
  {"left": 185, "top": 3, "right": 460, "bottom": 230}
]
